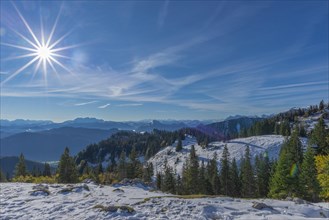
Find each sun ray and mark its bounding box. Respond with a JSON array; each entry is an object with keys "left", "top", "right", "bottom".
[
  {"left": 2, "top": 53, "right": 38, "bottom": 61},
  {"left": 0, "top": 42, "right": 37, "bottom": 52},
  {"left": 40, "top": 14, "right": 45, "bottom": 47},
  {"left": 48, "top": 56, "right": 72, "bottom": 73},
  {"left": 11, "top": 28, "right": 39, "bottom": 49},
  {"left": 46, "top": 4, "right": 63, "bottom": 48},
  {"left": 1, "top": 56, "right": 39, "bottom": 85},
  {"left": 48, "top": 30, "right": 74, "bottom": 50},
  {"left": 50, "top": 44, "right": 81, "bottom": 53},
  {"left": 12, "top": 3, "right": 42, "bottom": 48}
]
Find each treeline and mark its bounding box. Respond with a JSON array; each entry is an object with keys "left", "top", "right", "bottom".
[
  {"left": 76, "top": 128, "right": 215, "bottom": 165},
  {"left": 1, "top": 146, "right": 155, "bottom": 185},
  {"left": 157, "top": 119, "right": 329, "bottom": 201},
  {"left": 240, "top": 100, "right": 327, "bottom": 137}
]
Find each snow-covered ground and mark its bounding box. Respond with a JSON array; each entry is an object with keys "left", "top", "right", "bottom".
[
  {"left": 149, "top": 135, "right": 308, "bottom": 175},
  {"left": 1, "top": 182, "right": 328, "bottom": 219}
]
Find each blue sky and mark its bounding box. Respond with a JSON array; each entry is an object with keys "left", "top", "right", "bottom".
[{"left": 0, "top": 1, "right": 328, "bottom": 122}]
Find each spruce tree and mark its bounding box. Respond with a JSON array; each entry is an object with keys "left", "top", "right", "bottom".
[
  {"left": 43, "top": 163, "right": 51, "bottom": 177},
  {"left": 198, "top": 160, "right": 207, "bottom": 194},
  {"left": 58, "top": 147, "right": 79, "bottom": 183},
  {"left": 156, "top": 172, "right": 162, "bottom": 190},
  {"left": 118, "top": 151, "right": 127, "bottom": 180},
  {"left": 269, "top": 130, "right": 302, "bottom": 198},
  {"left": 299, "top": 146, "right": 320, "bottom": 201},
  {"left": 241, "top": 146, "right": 255, "bottom": 198},
  {"left": 220, "top": 145, "right": 231, "bottom": 196},
  {"left": 255, "top": 153, "right": 271, "bottom": 197},
  {"left": 162, "top": 162, "right": 176, "bottom": 194},
  {"left": 229, "top": 158, "right": 241, "bottom": 197},
  {"left": 176, "top": 174, "right": 183, "bottom": 195},
  {"left": 208, "top": 152, "right": 220, "bottom": 194},
  {"left": 185, "top": 145, "right": 200, "bottom": 194},
  {"left": 311, "top": 117, "right": 328, "bottom": 155},
  {"left": 176, "top": 138, "right": 183, "bottom": 152},
  {"left": 0, "top": 170, "right": 7, "bottom": 182},
  {"left": 15, "top": 153, "right": 27, "bottom": 177}
]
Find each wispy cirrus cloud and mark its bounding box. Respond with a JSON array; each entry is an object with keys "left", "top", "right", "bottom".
[
  {"left": 74, "top": 100, "right": 98, "bottom": 106},
  {"left": 98, "top": 103, "right": 110, "bottom": 109}
]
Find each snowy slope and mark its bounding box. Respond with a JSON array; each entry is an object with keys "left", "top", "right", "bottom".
[
  {"left": 149, "top": 135, "right": 308, "bottom": 176},
  {"left": 1, "top": 182, "right": 328, "bottom": 219}
]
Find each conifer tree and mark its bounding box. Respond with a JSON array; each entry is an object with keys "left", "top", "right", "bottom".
[
  {"left": 176, "top": 138, "right": 183, "bottom": 152},
  {"left": 241, "top": 146, "right": 255, "bottom": 198},
  {"left": 311, "top": 117, "right": 328, "bottom": 155},
  {"left": 97, "top": 162, "right": 103, "bottom": 175},
  {"left": 156, "top": 172, "right": 162, "bottom": 190},
  {"left": 118, "top": 151, "right": 127, "bottom": 180},
  {"left": 269, "top": 129, "right": 302, "bottom": 198},
  {"left": 176, "top": 174, "right": 183, "bottom": 195},
  {"left": 43, "top": 163, "right": 51, "bottom": 177},
  {"left": 0, "top": 170, "right": 7, "bottom": 182},
  {"left": 185, "top": 145, "right": 199, "bottom": 194},
  {"left": 255, "top": 153, "right": 271, "bottom": 197},
  {"left": 15, "top": 153, "right": 27, "bottom": 177},
  {"left": 208, "top": 152, "right": 220, "bottom": 195},
  {"left": 220, "top": 145, "right": 231, "bottom": 196},
  {"left": 162, "top": 161, "right": 176, "bottom": 194},
  {"left": 229, "top": 157, "right": 241, "bottom": 197},
  {"left": 299, "top": 146, "right": 320, "bottom": 201},
  {"left": 58, "top": 147, "right": 79, "bottom": 183},
  {"left": 198, "top": 160, "right": 207, "bottom": 194}
]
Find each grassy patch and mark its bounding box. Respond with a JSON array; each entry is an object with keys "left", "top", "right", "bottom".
[{"left": 93, "top": 205, "right": 135, "bottom": 213}]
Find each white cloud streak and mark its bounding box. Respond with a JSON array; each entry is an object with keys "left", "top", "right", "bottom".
[
  {"left": 98, "top": 103, "right": 110, "bottom": 109},
  {"left": 74, "top": 100, "right": 97, "bottom": 106}
]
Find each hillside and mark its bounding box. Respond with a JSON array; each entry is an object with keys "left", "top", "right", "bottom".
[
  {"left": 1, "top": 182, "right": 328, "bottom": 219},
  {"left": 148, "top": 135, "right": 308, "bottom": 176},
  {"left": 0, "top": 127, "right": 118, "bottom": 161}
]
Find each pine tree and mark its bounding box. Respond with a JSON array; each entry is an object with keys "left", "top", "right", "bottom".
[
  {"left": 311, "top": 117, "right": 328, "bottom": 155},
  {"left": 118, "top": 151, "right": 127, "bottom": 180},
  {"left": 176, "top": 138, "right": 183, "bottom": 152},
  {"left": 229, "top": 158, "right": 241, "bottom": 197},
  {"left": 58, "top": 147, "right": 79, "bottom": 183},
  {"left": 15, "top": 153, "right": 27, "bottom": 177},
  {"left": 156, "top": 172, "right": 162, "bottom": 190},
  {"left": 185, "top": 145, "right": 200, "bottom": 194},
  {"left": 255, "top": 153, "right": 271, "bottom": 197},
  {"left": 220, "top": 145, "right": 231, "bottom": 196},
  {"left": 176, "top": 174, "right": 183, "bottom": 195},
  {"left": 162, "top": 161, "right": 176, "bottom": 194},
  {"left": 0, "top": 170, "right": 7, "bottom": 182},
  {"left": 241, "top": 146, "right": 255, "bottom": 198},
  {"left": 269, "top": 129, "right": 302, "bottom": 198},
  {"left": 43, "top": 163, "right": 51, "bottom": 177},
  {"left": 299, "top": 146, "right": 320, "bottom": 201},
  {"left": 198, "top": 160, "right": 207, "bottom": 194},
  {"left": 208, "top": 152, "right": 220, "bottom": 195},
  {"left": 96, "top": 162, "right": 103, "bottom": 175},
  {"left": 319, "top": 100, "right": 324, "bottom": 111}
]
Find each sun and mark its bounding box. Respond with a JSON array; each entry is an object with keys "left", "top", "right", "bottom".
[
  {"left": 1, "top": 3, "right": 78, "bottom": 85},
  {"left": 37, "top": 45, "right": 52, "bottom": 60}
]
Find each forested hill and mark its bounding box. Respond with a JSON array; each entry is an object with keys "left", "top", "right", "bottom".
[
  {"left": 75, "top": 128, "right": 216, "bottom": 165},
  {"left": 240, "top": 100, "right": 328, "bottom": 137}
]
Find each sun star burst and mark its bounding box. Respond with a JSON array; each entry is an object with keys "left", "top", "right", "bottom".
[{"left": 1, "top": 3, "right": 78, "bottom": 85}]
